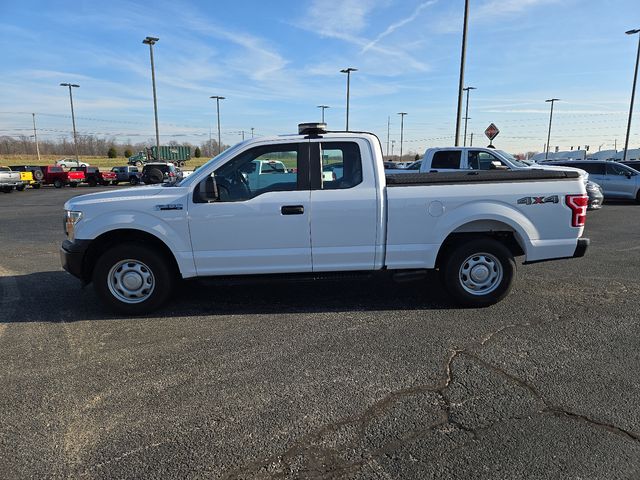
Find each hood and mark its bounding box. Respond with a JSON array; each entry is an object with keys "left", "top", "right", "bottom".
[{"left": 64, "top": 185, "right": 171, "bottom": 210}]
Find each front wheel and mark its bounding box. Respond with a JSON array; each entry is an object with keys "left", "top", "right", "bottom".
[
  {"left": 441, "top": 238, "right": 516, "bottom": 307},
  {"left": 129, "top": 177, "right": 139, "bottom": 185},
  {"left": 53, "top": 179, "right": 63, "bottom": 188},
  {"left": 93, "top": 243, "right": 175, "bottom": 315}
]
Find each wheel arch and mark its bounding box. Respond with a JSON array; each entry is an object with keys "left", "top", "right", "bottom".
[
  {"left": 435, "top": 219, "right": 526, "bottom": 269},
  {"left": 82, "top": 229, "right": 181, "bottom": 284}
]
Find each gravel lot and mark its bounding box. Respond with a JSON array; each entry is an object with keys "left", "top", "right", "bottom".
[{"left": 1, "top": 186, "right": 639, "bottom": 479}]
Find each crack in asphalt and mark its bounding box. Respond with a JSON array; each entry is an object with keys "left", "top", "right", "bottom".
[{"left": 226, "top": 315, "right": 640, "bottom": 479}]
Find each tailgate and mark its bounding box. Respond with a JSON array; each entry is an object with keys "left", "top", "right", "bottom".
[{"left": 68, "top": 172, "right": 85, "bottom": 181}]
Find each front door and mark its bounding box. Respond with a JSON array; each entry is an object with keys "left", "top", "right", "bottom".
[
  {"left": 606, "top": 162, "right": 637, "bottom": 198},
  {"left": 188, "top": 142, "right": 312, "bottom": 276}
]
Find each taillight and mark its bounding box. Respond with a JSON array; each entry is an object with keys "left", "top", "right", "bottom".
[{"left": 566, "top": 194, "right": 588, "bottom": 227}]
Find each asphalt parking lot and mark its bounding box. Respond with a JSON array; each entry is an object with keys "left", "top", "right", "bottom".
[{"left": 1, "top": 186, "right": 639, "bottom": 479}]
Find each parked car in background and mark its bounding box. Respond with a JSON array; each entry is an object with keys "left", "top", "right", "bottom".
[
  {"left": 56, "top": 158, "right": 90, "bottom": 168},
  {"left": 141, "top": 162, "right": 182, "bottom": 185},
  {"left": 546, "top": 160, "right": 640, "bottom": 203},
  {"left": 69, "top": 166, "right": 117, "bottom": 187},
  {"left": 41, "top": 166, "right": 85, "bottom": 188},
  {"left": 110, "top": 166, "right": 141, "bottom": 185},
  {"left": 9, "top": 165, "right": 43, "bottom": 189},
  {"left": 0, "top": 166, "right": 23, "bottom": 193}
]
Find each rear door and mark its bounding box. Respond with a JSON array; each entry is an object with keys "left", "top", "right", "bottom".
[{"left": 308, "top": 139, "right": 379, "bottom": 271}]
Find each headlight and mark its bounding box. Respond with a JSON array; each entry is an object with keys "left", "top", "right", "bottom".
[{"left": 64, "top": 210, "right": 82, "bottom": 241}]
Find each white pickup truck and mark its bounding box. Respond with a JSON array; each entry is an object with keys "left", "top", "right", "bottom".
[
  {"left": 61, "top": 124, "right": 589, "bottom": 314},
  {"left": 387, "top": 147, "right": 559, "bottom": 174}
]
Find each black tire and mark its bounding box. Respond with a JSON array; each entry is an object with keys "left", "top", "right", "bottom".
[
  {"left": 636, "top": 189, "right": 640, "bottom": 204},
  {"left": 92, "top": 243, "right": 175, "bottom": 315},
  {"left": 32, "top": 183, "right": 41, "bottom": 189},
  {"left": 1, "top": 186, "right": 12, "bottom": 193},
  {"left": 129, "top": 177, "right": 139, "bottom": 185},
  {"left": 53, "top": 179, "right": 63, "bottom": 189},
  {"left": 88, "top": 178, "right": 97, "bottom": 187},
  {"left": 33, "top": 169, "right": 44, "bottom": 181},
  {"left": 69, "top": 183, "right": 78, "bottom": 188},
  {"left": 16, "top": 184, "right": 26, "bottom": 191},
  {"left": 441, "top": 238, "right": 516, "bottom": 307},
  {"left": 112, "top": 181, "right": 118, "bottom": 186}
]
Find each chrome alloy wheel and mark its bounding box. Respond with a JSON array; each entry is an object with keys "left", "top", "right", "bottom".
[
  {"left": 107, "top": 259, "right": 155, "bottom": 304},
  {"left": 458, "top": 252, "right": 503, "bottom": 296}
]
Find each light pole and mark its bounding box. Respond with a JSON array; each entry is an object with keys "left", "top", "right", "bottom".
[
  {"left": 463, "top": 86, "right": 476, "bottom": 146},
  {"left": 386, "top": 116, "right": 391, "bottom": 157},
  {"left": 317, "top": 105, "right": 329, "bottom": 123},
  {"left": 32, "top": 113, "right": 41, "bottom": 162},
  {"left": 142, "top": 36, "right": 160, "bottom": 156},
  {"left": 60, "top": 83, "right": 80, "bottom": 162},
  {"left": 623, "top": 28, "right": 640, "bottom": 162},
  {"left": 340, "top": 68, "right": 357, "bottom": 131},
  {"left": 454, "top": 0, "right": 470, "bottom": 146},
  {"left": 545, "top": 98, "right": 560, "bottom": 160},
  {"left": 210, "top": 96, "right": 225, "bottom": 155},
  {"left": 398, "top": 112, "right": 407, "bottom": 160},
  {"left": 391, "top": 139, "right": 396, "bottom": 157}
]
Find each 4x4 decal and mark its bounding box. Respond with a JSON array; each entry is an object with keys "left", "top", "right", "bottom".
[{"left": 517, "top": 195, "right": 559, "bottom": 205}]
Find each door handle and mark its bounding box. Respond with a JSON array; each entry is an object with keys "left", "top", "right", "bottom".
[{"left": 281, "top": 205, "right": 304, "bottom": 215}]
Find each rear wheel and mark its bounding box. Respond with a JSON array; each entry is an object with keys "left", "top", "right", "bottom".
[
  {"left": 32, "top": 183, "right": 41, "bottom": 189},
  {"left": 53, "top": 179, "right": 63, "bottom": 188},
  {"left": 93, "top": 243, "right": 174, "bottom": 315},
  {"left": 16, "top": 184, "right": 25, "bottom": 191},
  {"left": 129, "top": 177, "right": 139, "bottom": 185},
  {"left": 88, "top": 178, "right": 97, "bottom": 187},
  {"left": 69, "top": 183, "right": 78, "bottom": 188},
  {"left": 111, "top": 181, "right": 118, "bottom": 186},
  {"left": 1, "top": 186, "right": 12, "bottom": 193},
  {"left": 441, "top": 238, "right": 516, "bottom": 307}
]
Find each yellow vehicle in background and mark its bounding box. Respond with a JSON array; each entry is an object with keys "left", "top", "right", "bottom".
[{"left": 8, "top": 166, "right": 43, "bottom": 189}]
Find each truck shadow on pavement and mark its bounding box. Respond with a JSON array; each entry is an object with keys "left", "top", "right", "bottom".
[{"left": 1, "top": 270, "right": 456, "bottom": 323}]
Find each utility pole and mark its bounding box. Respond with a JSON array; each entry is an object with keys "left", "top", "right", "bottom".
[
  {"left": 317, "top": 105, "right": 329, "bottom": 123},
  {"left": 340, "top": 68, "right": 357, "bottom": 131},
  {"left": 209, "top": 125, "right": 212, "bottom": 156},
  {"left": 251, "top": 127, "right": 255, "bottom": 138},
  {"left": 241, "top": 130, "right": 245, "bottom": 141},
  {"left": 210, "top": 96, "right": 225, "bottom": 155},
  {"left": 60, "top": 83, "right": 80, "bottom": 163},
  {"left": 454, "top": 0, "right": 470, "bottom": 146},
  {"left": 142, "top": 36, "right": 160, "bottom": 156},
  {"left": 623, "top": 28, "right": 640, "bottom": 162},
  {"left": 545, "top": 98, "right": 560, "bottom": 160},
  {"left": 398, "top": 112, "right": 407, "bottom": 160},
  {"left": 462, "top": 86, "right": 476, "bottom": 146},
  {"left": 386, "top": 115, "right": 391, "bottom": 157},
  {"left": 470, "top": 132, "right": 474, "bottom": 146},
  {"left": 32, "top": 113, "right": 41, "bottom": 162}
]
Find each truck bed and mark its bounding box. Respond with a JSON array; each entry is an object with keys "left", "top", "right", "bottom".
[{"left": 385, "top": 169, "right": 580, "bottom": 186}]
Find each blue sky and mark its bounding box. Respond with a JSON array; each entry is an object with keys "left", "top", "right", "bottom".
[{"left": 1, "top": 0, "right": 639, "bottom": 154}]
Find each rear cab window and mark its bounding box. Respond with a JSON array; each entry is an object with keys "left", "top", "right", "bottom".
[
  {"left": 431, "top": 150, "right": 461, "bottom": 169},
  {"left": 320, "top": 142, "right": 362, "bottom": 190}
]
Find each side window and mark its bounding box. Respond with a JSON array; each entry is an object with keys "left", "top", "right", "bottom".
[
  {"left": 606, "top": 163, "right": 629, "bottom": 176},
  {"left": 320, "top": 142, "right": 362, "bottom": 190},
  {"left": 197, "top": 143, "right": 301, "bottom": 203},
  {"left": 431, "top": 151, "right": 461, "bottom": 169},
  {"left": 469, "top": 151, "right": 507, "bottom": 170},
  {"left": 578, "top": 163, "right": 605, "bottom": 175}
]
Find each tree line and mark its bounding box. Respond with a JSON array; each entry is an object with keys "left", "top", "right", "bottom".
[{"left": 0, "top": 134, "right": 226, "bottom": 158}]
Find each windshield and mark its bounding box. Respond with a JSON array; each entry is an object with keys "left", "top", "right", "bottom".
[
  {"left": 175, "top": 141, "right": 246, "bottom": 187},
  {"left": 495, "top": 150, "right": 529, "bottom": 167}
]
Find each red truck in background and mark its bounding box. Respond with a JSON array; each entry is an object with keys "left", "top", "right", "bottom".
[
  {"left": 41, "top": 166, "right": 85, "bottom": 188},
  {"left": 70, "top": 166, "right": 117, "bottom": 187}
]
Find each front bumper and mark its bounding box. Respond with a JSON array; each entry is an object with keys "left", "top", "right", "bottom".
[{"left": 60, "top": 239, "right": 91, "bottom": 282}]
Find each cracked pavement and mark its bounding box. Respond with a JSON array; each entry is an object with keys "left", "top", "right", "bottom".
[{"left": 1, "top": 188, "right": 639, "bottom": 479}]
